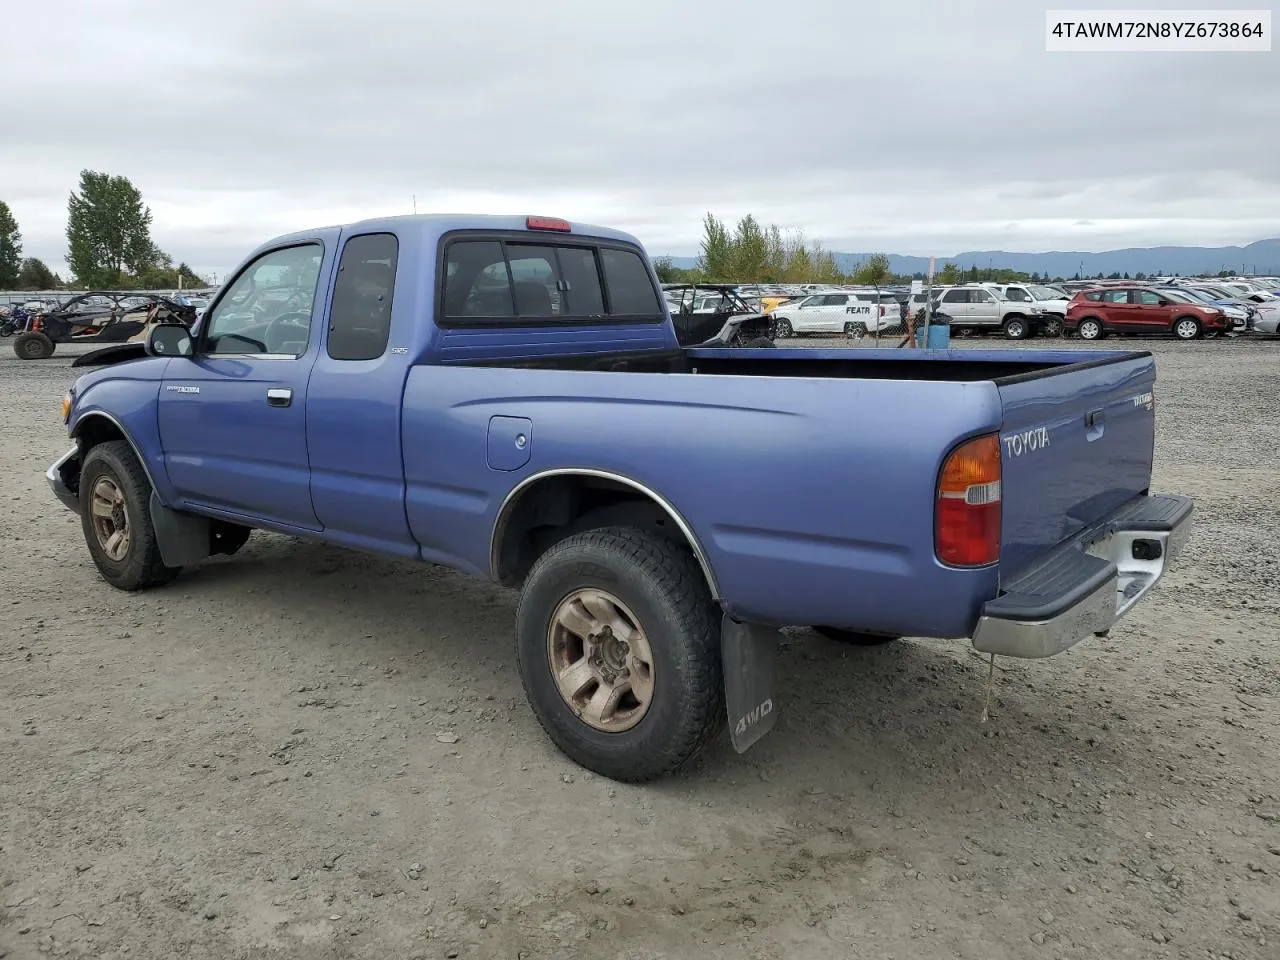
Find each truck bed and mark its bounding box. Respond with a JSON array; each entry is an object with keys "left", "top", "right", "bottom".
[
  {"left": 454, "top": 343, "right": 1143, "bottom": 386},
  {"left": 401, "top": 345, "right": 1157, "bottom": 638}
]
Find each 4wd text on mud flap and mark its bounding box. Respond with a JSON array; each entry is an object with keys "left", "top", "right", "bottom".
[
  {"left": 1003, "top": 426, "right": 1050, "bottom": 458},
  {"left": 734, "top": 698, "right": 773, "bottom": 738}
]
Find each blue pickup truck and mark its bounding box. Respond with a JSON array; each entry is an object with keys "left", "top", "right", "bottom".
[{"left": 47, "top": 214, "right": 1193, "bottom": 782}]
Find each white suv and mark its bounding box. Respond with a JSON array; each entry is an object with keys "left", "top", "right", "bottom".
[
  {"left": 772, "top": 291, "right": 901, "bottom": 338},
  {"left": 934, "top": 285, "right": 1046, "bottom": 340},
  {"left": 987, "top": 283, "right": 1069, "bottom": 337}
]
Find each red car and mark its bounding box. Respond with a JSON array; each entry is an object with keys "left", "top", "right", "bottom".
[{"left": 1065, "top": 287, "right": 1228, "bottom": 341}]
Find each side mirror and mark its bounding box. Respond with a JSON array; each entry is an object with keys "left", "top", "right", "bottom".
[{"left": 146, "top": 323, "right": 193, "bottom": 357}]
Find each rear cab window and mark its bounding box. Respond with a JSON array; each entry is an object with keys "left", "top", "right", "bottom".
[{"left": 440, "top": 234, "right": 662, "bottom": 324}]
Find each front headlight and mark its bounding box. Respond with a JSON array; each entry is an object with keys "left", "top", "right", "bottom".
[{"left": 60, "top": 390, "right": 73, "bottom": 424}]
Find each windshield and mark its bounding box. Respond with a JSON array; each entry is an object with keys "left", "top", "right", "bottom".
[{"left": 1027, "top": 285, "right": 1062, "bottom": 300}]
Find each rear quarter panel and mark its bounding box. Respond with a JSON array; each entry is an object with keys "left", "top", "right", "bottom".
[{"left": 400, "top": 364, "right": 1004, "bottom": 638}]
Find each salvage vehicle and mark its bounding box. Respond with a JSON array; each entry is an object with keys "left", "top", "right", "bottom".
[
  {"left": 1065, "top": 287, "right": 1230, "bottom": 340},
  {"left": 660, "top": 283, "right": 775, "bottom": 347},
  {"left": 770, "top": 290, "right": 900, "bottom": 339},
  {"left": 47, "top": 214, "right": 1193, "bottom": 782},
  {"left": 13, "top": 292, "right": 197, "bottom": 359}
]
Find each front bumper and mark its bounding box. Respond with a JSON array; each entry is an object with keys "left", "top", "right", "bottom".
[
  {"left": 972, "top": 493, "right": 1193, "bottom": 659},
  {"left": 47, "top": 445, "right": 81, "bottom": 515}
]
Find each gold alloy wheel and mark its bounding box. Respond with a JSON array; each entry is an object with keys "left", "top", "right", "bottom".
[
  {"left": 90, "top": 476, "right": 130, "bottom": 562},
  {"left": 547, "top": 588, "right": 656, "bottom": 732}
]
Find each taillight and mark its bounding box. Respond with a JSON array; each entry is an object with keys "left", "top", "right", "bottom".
[{"left": 936, "top": 433, "right": 1001, "bottom": 567}]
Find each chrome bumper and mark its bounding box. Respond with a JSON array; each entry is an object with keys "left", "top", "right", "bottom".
[
  {"left": 47, "top": 446, "right": 81, "bottom": 515},
  {"left": 972, "top": 494, "right": 1193, "bottom": 659}
]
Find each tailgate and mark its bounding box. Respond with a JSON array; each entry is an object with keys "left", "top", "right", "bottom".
[{"left": 996, "top": 354, "right": 1156, "bottom": 580}]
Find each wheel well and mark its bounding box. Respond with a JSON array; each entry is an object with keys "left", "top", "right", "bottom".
[
  {"left": 73, "top": 414, "right": 127, "bottom": 452},
  {"left": 491, "top": 473, "right": 718, "bottom": 597}
]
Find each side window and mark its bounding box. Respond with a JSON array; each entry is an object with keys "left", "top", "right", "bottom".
[
  {"left": 1136, "top": 291, "right": 1163, "bottom": 305},
  {"left": 328, "top": 233, "right": 397, "bottom": 361},
  {"left": 203, "top": 243, "right": 323, "bottom": 356},
  {"left": 1103, "top": 290, "right": 1131, "bottom": 303},
  {"left": 1006, "top": 288, "right": 1029, "bottom": 301},
  {"left": 600, "top": 248, "right": 662, "bottom": 315},
  {"left": 1085, "top": 291, "right": 1103, "bottom": 301},
  {"left": 972, "top": 290, "right": 995, "bottom": 303},
  {"left": 942, "top": 290, "right": 968, "bottom": 304}
]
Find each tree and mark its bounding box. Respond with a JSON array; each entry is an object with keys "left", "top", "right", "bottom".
[
  {"left": 937, "top": 263, "right": 960, "bottom": 285},
  {"left": 653, "top": 257, "right": 677, "bottom": 284},
  {"left": 66, "top": 170, "right": 157, "bottom": 287},
  {"left": 854, "top": 253, "right": 892, "bottom": 287},
  {"left": 16, "top": 257, "right": 58, "bottom": 289},
  {"left": 697, "top": 212, "right": 733, "bottom": 280},
  {"left": 0, "top": 200, "right": 21, "bottom": 289}
]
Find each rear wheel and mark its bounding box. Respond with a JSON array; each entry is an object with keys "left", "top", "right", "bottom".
[
  {"left": 774, "top": 318, "right": 793, "bottom": 338},
  {"left": 844, "top": 321, "right": 867, "bottom": 339},
  {"left": 79, "top": 441, "right": 182, "bottom": 590},
  {"left": 1076, "top": 317, "right": 1104, "bottom": 340},
  {"left": 812, "top": 626, "right": 901, "bottom": 646},
  {"left": 515, "top": 526, "right": 724, "bottom": 783},
  {"left": 14, "top": 331, "right": 55, "bottom": 359},
  {"left": 1173, "top": 317, "right": 1201, "bottom": 340}
]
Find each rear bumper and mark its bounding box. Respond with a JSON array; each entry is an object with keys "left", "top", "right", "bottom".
[
  {"left": 47, "top": 445, "right": 81, "bottom": 515},
  {"left": 971, "top": 493, "right": 1192, "bottom": 659}
]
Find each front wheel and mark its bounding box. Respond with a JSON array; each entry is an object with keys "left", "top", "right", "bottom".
[
  {"left": 515, "top": 527, "right": 724, "bottom": 783},
  {"left": 1173, "top": 317, "right": 1201, "bottom": 340},
  {"left": 79, "top": 441, "right": 182, "bottom": 590},
  {"left": 1039, "top": 315, "right": 1064, "bottom": 338},
  {"left": 1002, "top": 317, "right": 1029, "bottom": 340},
  {"left": 13, "top": 331, "right": 55, "bottom": 359},
  {"left": 1076, "top": 317, "right": 1104, "bottom": 340}
]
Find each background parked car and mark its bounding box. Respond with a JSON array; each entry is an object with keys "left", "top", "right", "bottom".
[{"left": 1065, "top": 286, "right": 1229, "bottom": 341}]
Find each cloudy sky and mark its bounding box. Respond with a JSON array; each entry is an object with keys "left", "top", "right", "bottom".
[{"left": 3, "top": 0, "right": 1279, "bottom": 279}]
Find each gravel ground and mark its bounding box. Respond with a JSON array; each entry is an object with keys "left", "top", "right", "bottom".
[{"left": 1, "top": 335, "right": 1278, "bottom": 960}]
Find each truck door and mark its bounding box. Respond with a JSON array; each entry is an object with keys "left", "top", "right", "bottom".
[
  {"left": 158, "top": 239, "right": 334, "bottom": 531},
  {"left": 304, "top": 231, "right": 419, "bottom": 556}
]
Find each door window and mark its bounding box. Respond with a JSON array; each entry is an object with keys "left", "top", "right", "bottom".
[
  {"left": 1136, "top": 291, "right": 1164, "bottom": 305},
  {"left": 1103, "top": 290, "right": 1132, "bottom": 303},
  {"left": 941, "top": 290, "right": 969, "bottom": 304},
  {"left": 970, "top": 289, "right": 996, "bottom": 303},
  {"left": 1005, "top": 288, "right": 1030, "bottom": 301},
  {"left": 202, "top": 243, "right": 324, "bottom": 356},
  {"left": 327, "top": 233, "right": 397, "bottom": 361}
]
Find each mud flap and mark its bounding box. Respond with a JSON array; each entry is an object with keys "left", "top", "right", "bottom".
[
  {"left": 721, "top": 614, "right": 779, "bottom": 753},
  {"left": 149, "top": 491, "right": 211, "bottom": 568}
]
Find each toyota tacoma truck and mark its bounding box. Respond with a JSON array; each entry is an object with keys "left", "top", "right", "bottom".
[{"left": 46, "top": 214, "right": 1193, "bottom": 782}]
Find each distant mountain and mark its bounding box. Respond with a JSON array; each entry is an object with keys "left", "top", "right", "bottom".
[{"left": 657, "top": 238, "right": 1280, "bottom": 278}]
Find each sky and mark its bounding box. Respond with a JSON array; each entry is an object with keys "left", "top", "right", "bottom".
[{"left": 3, "top": 0, "right": 1279, "bottom": 281}]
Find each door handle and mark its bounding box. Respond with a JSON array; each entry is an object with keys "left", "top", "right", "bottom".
[
  {"left": 266, "top": 388, "right": 292, "bottom": 408},
  {"left": 1086, "top": 408, "right": 1105, "bottom": 440}
]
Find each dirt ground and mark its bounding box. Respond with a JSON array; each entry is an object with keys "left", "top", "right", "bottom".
[{"left": 1, "top": 335, "right": 1277, "bottom": 960}]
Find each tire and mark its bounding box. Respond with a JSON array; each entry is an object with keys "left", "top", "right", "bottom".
[
  {"left": 1076, "top": 317, "right": 1104, "bottom": 340},
  {"left": 844, "top": 321, "right": 867, "bottom": 339},
  {"left": 515, "top": 526, "right": 724, "bottom": 783},
  {"left": 1173, "top": 317, "right": 1201, "bottom": 340},
  {"left": 1002, "top": 316, "right": 1029, "bottom": 340},
  {"left": 14, "top": 331, "right": 55, "bottom": 360},
  {"left": 79, "top": 441, "right": 182, "bottom": 591},
  {"left": 812, "top": 626, "right": 901, "bottom": 647},
  {"left": 1039, "top": 315, "right": 1064, "bottom": 338},
  {"left": 774, "top": 318, "right": 793, "bottom": 338}
]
